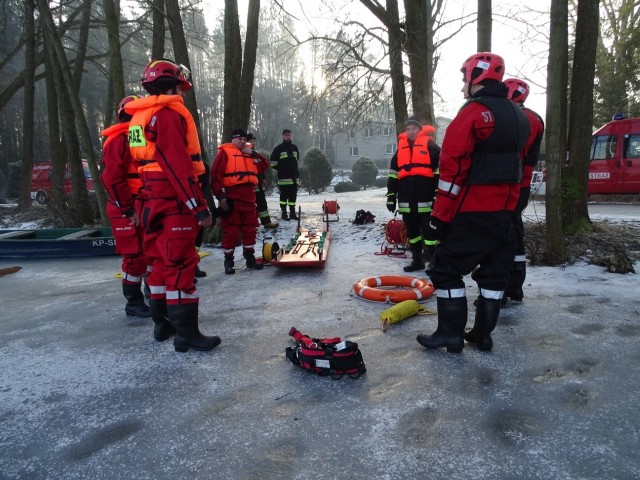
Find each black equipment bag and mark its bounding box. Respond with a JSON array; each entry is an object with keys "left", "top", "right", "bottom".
[
  {"left": 353, "top": 209, "right": 375, "bottom": 225},
  {"left": 285, "top": 327, "right": 367, "bottom": 379}
]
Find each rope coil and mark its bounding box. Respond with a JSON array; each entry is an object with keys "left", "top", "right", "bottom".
[{"left": 375, "top": 218, "right": 408, "bottom": 257}]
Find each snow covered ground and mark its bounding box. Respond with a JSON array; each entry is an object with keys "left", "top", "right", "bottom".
[{"left": 1, "top": 189, "right": 639, "bottom": 479}]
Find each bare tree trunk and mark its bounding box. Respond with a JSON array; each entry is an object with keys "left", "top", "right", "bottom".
[
  {"left": 72, "top": 0, "right": 92, "bottom": 92},
  {"left": 361, "top": 0, "right": 436, "bottom": 127},
  {"left": 564, "top": 0, "right": 599, "bottom": 233},
  {"left": 165, "top": 0, "right": 209, "bottom": 164},
  {"left": 152, "top": 0, "right": 165, "bottom": 59},
  {"left": 403, "top": 0, "right": 434, "bottom": 126},
  {"left": 37, "top": 0, "right": 107, "bottom": 224},
  {"left": 70, "top": 0, "right": 98, "bottom": 220},
  {"left": 18, "top": 0, "right": 36, "bottom": 210},
  {"left": 0, "top": 8, "right": 83, "bottom": 113},
  {"left": 66, "top": 0, "right": 95, "bottom": 222},
  {"left": 239, "top": 0, "right": 260, "bottom": 129},
  {"left": 544, "top": 0, "right": 568, "bottom": 264},
  {"left": 387, "top": 0, "right": 407, "bottom": 135},
  {"left": 477, "top": 0, "right": 491, "bottom": 51},
  {"left": 104, "top": 0, "right": 125, "bottom": 120},
  {"left": 223, "top": 0, "right": 243, "bottom": 140},
  {"left": 43, "top": 39, "right": 66, "bottom": 208}
]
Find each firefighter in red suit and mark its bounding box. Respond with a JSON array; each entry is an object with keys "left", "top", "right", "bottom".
[
  {"left": 502, "top": 78, "right": 545, "bottom": 304},
  {"left": 417, "top": 52, "right": 530, "bottom": 353},
  {"left": 100, "top": 95, "right": 151, "bottom": 319},
  {"left": 211, "top": 128, "right": 270, "bottom": 274},
  {"left": 125, "top": 59, "right": 220, "bottom": 353}
]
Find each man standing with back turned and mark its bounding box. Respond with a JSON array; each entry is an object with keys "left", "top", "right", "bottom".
[
  {"left": 417, "top": 52, "right": 530, "bottom": 353},
  {"left": 502, "top": 77, "right": 545, "bottom": 305},
  {"left": 101, "top": 94, "right": 151, "bottom": 319}
]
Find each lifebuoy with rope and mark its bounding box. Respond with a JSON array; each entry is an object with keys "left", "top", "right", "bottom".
[{"left": 353, "top": 275, "right": 434, "bottom": 303}]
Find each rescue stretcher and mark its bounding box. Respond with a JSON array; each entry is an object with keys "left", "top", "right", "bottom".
[{"left": 269, "top": 206, "right": 331, "bottom": 268}]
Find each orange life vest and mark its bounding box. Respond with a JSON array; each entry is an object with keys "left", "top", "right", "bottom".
[
  {"left": 101, "top": 122, "right": 142, "bottom": 195},
  {"left": 397, "top": 125, "right": 436, "bottom": 180},
  {"left": 218, "top": 143, "right": 259, "bottom": 187},
  {"left": 126, "top": 95, "right": 205, "bottom": 177}
]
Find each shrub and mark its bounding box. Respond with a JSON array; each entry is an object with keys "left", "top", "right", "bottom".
[
  {"left": 298, "top": 147, "right": 333, "bottom": 194},
  {"left": 334, "top": 181, "right": 360, "bottom": 193},
  {"left": 374, "top": 176, "right": 387, "bottom": 188},
  {"left": 351, "top": 157, "right": 379, "bottom": 189}
]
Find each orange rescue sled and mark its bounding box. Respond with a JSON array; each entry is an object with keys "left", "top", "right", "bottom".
[{"left": 271, "top": 206, "right": 331, "bottom": 268}]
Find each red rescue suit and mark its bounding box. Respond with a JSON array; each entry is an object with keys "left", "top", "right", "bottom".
[
  {"left": 504, "top": 106, "right": 545, "bottom": 300},
  {"left": 211, "top": 143, "right": 269, "bottom": 255},
  {"left": 125, "top": 95, "right": 209, "bottom": 306},
  {"left": 100, "top": 122, "right": 148, "bottom": 283},
  {"left": 520, "top": 107, "right": 545, "bottom": 188},
  {"left": 428, "top": 84, "right": 530, "bottom": 294}
]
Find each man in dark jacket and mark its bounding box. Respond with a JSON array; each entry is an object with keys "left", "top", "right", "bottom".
[
  {"left": 417, "top": 52, "right": 530, "bottom": 354},
  {"left": 386, "top": 116, "right": 441, "bottom": 272},
  {"left": 270, "top": 129, "right": 300, "bottom": 221}
]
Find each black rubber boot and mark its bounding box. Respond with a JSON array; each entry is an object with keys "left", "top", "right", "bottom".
[
  {"left": 195, "top": 264, "right": 207, "bottom": 278},
  {"left": 504, "top": 262, "right": 526, "bottom": 302},
  {"left": 403, "top": 244, "right": 425, "bottom": 272},
  {"left": 244, "top": 250, "right": 263, "bottom": 270},
  {"left": 123, "top": 282, "right": 152, "bottom": 318},
  {"left": 168, "top": 302, "right": 221, "bottom": 353},
  {"left": 150, "top": 298, "right": 176, "bottom": 342},
  {"left": 224, "top": 255, "right": 235, "bottom": 274},
  {"left": 417, "top": 297, "right": 467, "bottom": 353},
  {"left": 281, "top": 209, "right": 290, "bottom": 221},
  {"left": 289, "top": 207, "right": 299, "bottom": 221},
  {"left": 464, "top": 296, "right": 500, "bottom": 351},
  {"left": 261, "top": 219, "right": 279, "bottom": 229}
]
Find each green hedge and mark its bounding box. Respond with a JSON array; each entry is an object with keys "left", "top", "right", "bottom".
[{"left": 334, "top": 181, "right": 360, "bottom": 193}]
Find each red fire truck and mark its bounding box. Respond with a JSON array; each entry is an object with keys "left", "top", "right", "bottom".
[
  {"left": 589, "top": 116, "right": 640, "bottom": 194},
  {"left": 31, "top": 160, "right": 95, "bottom": 204}
]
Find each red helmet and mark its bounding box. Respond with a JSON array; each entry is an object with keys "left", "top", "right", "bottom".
[
  {"left": 504, "top": 78, "right": 530, "bottom": 103},
  {"left": 141, "top": 59, "right": 192, "bottom": 91},
  {"left": 461, "top": 52, "right": 505, "bottom": 85},
  {"left": 117, "top": 95, "right": 139, "bottom": 120}
]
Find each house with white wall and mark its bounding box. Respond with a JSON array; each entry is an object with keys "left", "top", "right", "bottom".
[{"left": 331, "top": 117, "right": 452, "bottom": 168}]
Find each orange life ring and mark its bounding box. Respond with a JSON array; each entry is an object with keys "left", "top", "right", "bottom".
[{"left": 353, "top": 275, "right": 434, "bottom": 304}]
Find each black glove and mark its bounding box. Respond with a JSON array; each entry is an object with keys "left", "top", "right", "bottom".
[
  {"left": 195, "top": 206, "right": 212, "bottom": 223},
  {"left": 424, "top": 216, "right": 448, "bottom": 242},
  {"left": 386, "top": 195, "right": 396, "bottom": 213}
]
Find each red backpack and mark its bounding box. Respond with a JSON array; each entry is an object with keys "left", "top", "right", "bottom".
[{"left": 285, "top": 327, "right": 367, "bottom": 379}]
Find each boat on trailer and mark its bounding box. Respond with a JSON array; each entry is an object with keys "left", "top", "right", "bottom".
[{"left": 0, "top": 227, "right": 116, "bottom": 258}]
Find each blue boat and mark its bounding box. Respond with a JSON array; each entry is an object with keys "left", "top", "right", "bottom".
[{"left": 0, "top": 227, "right": 116, "bottom": 258}]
